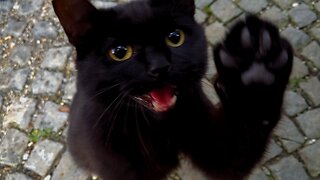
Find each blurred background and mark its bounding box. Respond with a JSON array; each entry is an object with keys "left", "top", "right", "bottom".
[{"left": 0, "top": 0, "right": 320, "bottom": 179}]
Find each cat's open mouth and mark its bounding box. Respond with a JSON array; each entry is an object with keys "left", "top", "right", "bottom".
[{"left": 133, "top": 85, "right": 177, "bottom": 112}]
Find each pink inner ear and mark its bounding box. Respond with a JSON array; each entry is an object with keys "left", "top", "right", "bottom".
[{"left": 52, "top": 0, "right": 97, "bottom": 45}]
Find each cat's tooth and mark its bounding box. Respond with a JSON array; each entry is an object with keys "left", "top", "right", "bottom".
[
  {"left": 152, "top": 101, "right": 160, "bottom": 112},
  {"left": 171, "top": 95, "right": 177, "bottom": 106},
  {"left": 135, "top": 97, "right": 143, "bottom": 101}
]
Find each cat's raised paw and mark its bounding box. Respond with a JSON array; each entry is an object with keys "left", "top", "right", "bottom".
[{"left": 214, "top": 15, "right": 293, "bottom": 87}]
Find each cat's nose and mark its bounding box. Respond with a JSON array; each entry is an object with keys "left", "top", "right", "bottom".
[
  {"left": 145, "top": 47, "right": 171, "bottom": 79},
  {"left": 148, "top": 63, "right": 171, "bottom": 79}
]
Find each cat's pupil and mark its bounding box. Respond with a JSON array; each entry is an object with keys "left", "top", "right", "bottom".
[
  {"left": 112, "top": 46, "right": 128, "bottom": 59},
  {"left": 168, "top": 30, "right": 181, "bottom": 44}
]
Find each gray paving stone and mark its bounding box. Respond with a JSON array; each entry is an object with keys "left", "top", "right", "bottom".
[
  {"left": 52, "top": 151, "right": 89, "bottom": 180},
  {"left": 0, "top": 45, "right": 3, "bottom": 55},
  {"left": 10, "top": 68, "right": 30, "bottom": 91},
  {"left": 0, "top": 0, "right": 14, "bottom": 12},
  {"left": 301, "top": 41, "right": 320, "bottom": 69},
  {"left": 9, "top": 45, "right": 32, "bottom": 66},
  {"left": 68, "top": 56, "right": 77, "bottom": 70},
  {"left": 288, "top": 3, "right": 317, "bottom": 28},
  {"left": 281, "top": 26, "right": 310, "bottom": 50},
  {"left": 248, "top": 168, "right": 268, "bottom": 180},
  {"left": 17, "top": 0, "right": 44, "bottom": 16},
  {"left": 263, "top": 139, "right": 282, "bottom": 161},
  {"left": 299, "top": 140, "right": 320, "bottom": 177},
  {"left": 32, "top": 21, "right": 58, "bottom": 39},
  {"left": 0, "top": 95, "right": 3, "bottom": 107},
  {"left": 261, "top": 6, "right": 289, "bottom": 28},
  {"left": 202, "top": 79, "right": 220, "bottom": 106},
  {"left": 272, "top": 0, "right": 295, "bottom": 9},
  {"left": 63, "top": 77, "right": 76, "bottom": 102},
  {"left": 238, "top": 0, "right": 268, "bottom": 13},
  {"left": 2, "top": 18, "right": 28, "bottom": 37},
  {"left": 226, "top": 12, "right": 247, "bottom": 29},
  {"left": 62, "top": 126, "right": 68, "bottom": 138},
  {"left": 195, "top": 0, "right": 212, "bottom": 9},
  {"left": 0, "top": 129, "right": 29, "bottom": 167},
  {"left": 0, "top": 68, "right": 13, "bottom": 90},
  {"left": 281, "top": 139, "right": 302, "bottom": 153},
  {"left": 41, "top": 46, "right": 72, "bottom": 70},
  {"left": 33, "top": 101, "right": 68, "bottom": 132},
  {"left": 269, "top": 156, "right": 309, "bottom": 180},
  {"left": 0, "top": 67, "right": 30, "bottom": 91},
  {"left": 301, "top": 0, "right": 313, "bottom": 4},
  {"left": 90, "top": 0, "right": 118, "bottom": 3},
  {"left": 177, "top": 159, "right": 208, "bottom": 180},
  {"left": 91, "top": 1, "right": 118, "bottom": 9},
  {"left": 290, "top": 57, "right": 308, "bottom": 80},
  {"left": 3, "top": 97, "right": 36, "bottom": 129},
  {"left": 194, "top": 9, "right": 207, "bottom": 24},
  {"left": 46, "top": 2, "right": 58, "bottom": 18},
  {"left": 5, "top": 173, "right": 32, "bottom": 180},
  {"left": 205, "top": 46, "right": 216, "bottom": 80},
  {"left": 284, "top": 91, "right": 308, "bottom": 116},
  {"left": 315, "top": 1, "right": 320, "bottom": 13},
  {"left": 300, "top": 77, "right": 320, "bottom": 106},
  {"left": 275, "top": 116, "right": 305, "bottom": 152},
  {"left": 296, "top": 108, "right": 320, "bottom": 139},
  {"left": 210, "top": 0, "right": 242, "bottom": 23},
  {"left": 24, "top": 139, "right": 64, "bottom": 176},
  {"left": 32, "top": 70, "right": 64, "bottom": 94},
  {"left": 310, "top": 24, "right": 320, "bottom": 40},
  {"left": 205, "top": 21, "right": 226, "bottom": 45}
]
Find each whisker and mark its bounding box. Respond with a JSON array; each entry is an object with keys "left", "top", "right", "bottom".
[
  {"left": 135, "top": 103, "right": 152, "bottom": 161},
  {"left": 104, "top": 94, "right": 127, "bottom": 146},
  {"left": 88, "top": 83, "right": 122, "bottom": 101},
  {"left": 135, "top": 103, "right": 163, "bottom": 170},
  {"left": 93, "top": 92, "right": 124, "bottom": 129},
  {"left": 123, "top": 99, "right": 132, "bottom": 134},
  {"left": 104, "top": 90, "right": 132, "bottom": 146},
  {"left": 140, "top": 105, "right": 152, "bottom": 127}
]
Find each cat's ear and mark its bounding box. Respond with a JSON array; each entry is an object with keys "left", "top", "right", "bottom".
[
  {"left": 150, "top": 0, "right": 195, "bottom": 15},
  {"left": 52, "top": 0, "right": 97, "bottom": 46}
]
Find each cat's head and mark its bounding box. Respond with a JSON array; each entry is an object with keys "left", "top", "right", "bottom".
[{"left": 53, "top": 0, "right": 207, "bottom": 112}]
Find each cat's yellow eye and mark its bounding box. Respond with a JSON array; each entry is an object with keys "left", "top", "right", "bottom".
[
  {"left": 109, "top": 45, "right": 133, "bottom": 61},
  {"left": 165, "top": 29, "right": 185, "bottom": 48}
]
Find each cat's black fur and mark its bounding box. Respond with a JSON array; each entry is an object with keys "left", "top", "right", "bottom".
[{"left": 53, "top": 0, "right": 293, "bottom": 179}]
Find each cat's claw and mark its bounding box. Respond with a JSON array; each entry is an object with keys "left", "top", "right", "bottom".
[{"left": 214, "top": 15, "right": 293, "bottom": 88}]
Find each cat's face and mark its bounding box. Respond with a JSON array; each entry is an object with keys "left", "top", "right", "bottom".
[{"left": 53, "top": 0, "right": 207, "bottom": 112}]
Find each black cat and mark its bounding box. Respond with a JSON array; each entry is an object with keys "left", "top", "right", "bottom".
[{"left": 53, "top": 0, "right": 293, "bottom": 179}]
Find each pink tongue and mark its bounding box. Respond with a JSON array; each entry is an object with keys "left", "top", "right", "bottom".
[{"left": 150, "top": 86, "right": 174, "bottom": 106}]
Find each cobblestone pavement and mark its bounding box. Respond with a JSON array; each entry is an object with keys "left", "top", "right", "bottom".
[{"left": 0, "top": 0, "right": 320, "bottom": 179}]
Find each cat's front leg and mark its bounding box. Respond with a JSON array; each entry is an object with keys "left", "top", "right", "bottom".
[
  {"left": 189, "top": 15, "right": 293, "bottom": 179},
  {"left": 214, "top": 15, "right": 293, "bottom": 177},
  {"left": 213, "top": 15, "right": 293, "bottom": 126}
]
